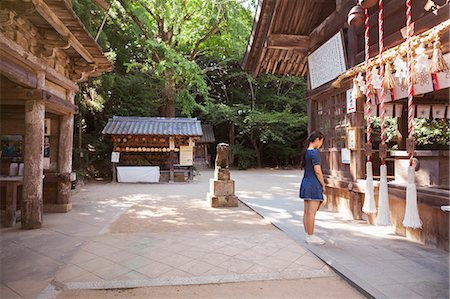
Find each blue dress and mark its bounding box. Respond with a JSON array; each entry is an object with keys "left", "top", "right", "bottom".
[{"left": 299, "top": 149, "right": 323, "bottom": 200}]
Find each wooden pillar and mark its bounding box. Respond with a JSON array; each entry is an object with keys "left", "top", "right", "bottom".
[
  {"left": 205, "top": 144, "right": 209, "bottom": 167},
  {"left": 350, "top": 96, "right": 366, "bottom": 180},
  {"left": 22, "top": 100, "right": 45, "bottom": 229},
  {"left": 57, "top": 91, "right": 74, "bottom": 208},
  {"left": 307, "top": 98, "right": 315, "bottom": 134},
  {"left": 169, "top": 136, "right": 174, "bottom": 182}
]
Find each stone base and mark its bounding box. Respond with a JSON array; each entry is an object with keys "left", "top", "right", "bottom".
[
  {"left": 44, "top": 203, "right": 72, "bottom": 213},
  {"left": 207, "top": 192, "right": 239, "bottom": 208},
  {"left": 209, "top": 179, "right": 235, "bottom": 196},
  {"left": 214, "top": 168, "right": 230, "bottom": 180}
]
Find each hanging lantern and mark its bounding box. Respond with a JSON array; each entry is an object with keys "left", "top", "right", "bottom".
[
  {"left": 347, "top": 5, "right": 365, "bottom": 27},
  {"left": 359, "top": 0, "right": 378, "bottom": 9}
]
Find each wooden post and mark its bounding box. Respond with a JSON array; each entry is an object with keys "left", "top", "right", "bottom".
[
  {"left": 205, "top": 144, "right": 209, "bottom": 167},
  {"left": 112, "top": 162, "right": 117, "bottom": 182},
  {"left": 169, "top": 136, "right": 174, "bottom": 183},
  {"left": 57, "top": 90, "right": 74, "bottom": 208},
  {"left": 22, "top": 100, "right": 45, "bottom": 229},
  {"left": 57, "top": 114, "right": 74, "bottom": 205},
  {"left": 307, "top": 98, "right": 315, "bottom": 134}
]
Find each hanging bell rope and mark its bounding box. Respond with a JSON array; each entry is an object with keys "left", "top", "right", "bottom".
[
  {"left": 362, "top": 7, "right": 377, "bottom": 214},
  {"left": 403, "top": 0, "right": 422, "bottom": 229},
  {"left": 376, "top": 0, "right": 391, "bottom": 226}
]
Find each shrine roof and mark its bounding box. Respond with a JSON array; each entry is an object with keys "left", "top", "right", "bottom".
[
  {"left": 198, "top": 125, "right": 215, "bottom": 144},
  {"left": 102, "top": 116, "right": 203, "bottom": 137},
  {"left": 242, "top": 0, "right": 344, "bottom": 78}
]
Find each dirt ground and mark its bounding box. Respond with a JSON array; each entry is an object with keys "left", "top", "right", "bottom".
[{"left": 58, "top": 277, "right": 363, "bottom": 299}]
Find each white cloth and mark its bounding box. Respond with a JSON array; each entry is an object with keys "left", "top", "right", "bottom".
[{"left": 117, "top": 166, "right": 160, "bottom": 183}]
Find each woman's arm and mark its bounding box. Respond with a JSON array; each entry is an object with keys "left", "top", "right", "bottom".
[{"left": 314, "top": 165, "right": 326, "bottom": 192}]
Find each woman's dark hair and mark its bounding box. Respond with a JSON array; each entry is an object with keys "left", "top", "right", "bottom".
[{"left": 299, "top": 131, "right": 324, "bottom": 170}]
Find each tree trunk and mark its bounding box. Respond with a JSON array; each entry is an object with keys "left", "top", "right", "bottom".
[
  {"left": 229, "top": 122, "right": 235, "bottom": 165},
  {"left": 250, "top": 133, "right": 262, "bottom": 168},
  {"left": 161, "top": 76, "right": 176, "bottom": 117}
]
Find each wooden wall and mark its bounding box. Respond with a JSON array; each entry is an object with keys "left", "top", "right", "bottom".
[{"left": 324, "top": 184, "right": 449, "bottom": 251}]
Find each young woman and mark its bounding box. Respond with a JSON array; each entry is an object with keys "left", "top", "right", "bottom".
[{"left": 299, "top": 131, "right": 326, "bottom": 245}]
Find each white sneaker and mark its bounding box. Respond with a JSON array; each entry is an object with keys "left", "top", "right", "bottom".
[{"left": 305, "top": 234, "right": 325, "bottom": 245}]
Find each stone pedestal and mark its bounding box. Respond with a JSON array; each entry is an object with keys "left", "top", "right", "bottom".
[{"left": 207, "top": 168, "right": 239, "bottom": 208}]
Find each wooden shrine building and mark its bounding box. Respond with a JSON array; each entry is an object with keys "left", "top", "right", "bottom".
[
  {"left": 0, "top": 0, "right": 112, "bottom": 228},
  {"left": 244, "top": 0, "right": 449, "bottom": 250},
  {"left": 102, "top": 116, "right": 203, "bottom": 183},
  {"left": 194, "top": 124, "right": 216, "bottom": 169}
]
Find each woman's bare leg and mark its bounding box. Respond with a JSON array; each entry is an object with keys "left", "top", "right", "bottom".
[{"left": 304, "top": 200, "right": 321, "bottom": 235}]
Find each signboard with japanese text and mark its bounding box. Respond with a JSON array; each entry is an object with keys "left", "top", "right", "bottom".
[
  {"left": 308, "top": 32, "right": 347, "bottom": 89},
  {"left": 179, "top": 146, "right": 193, "bottom": 166}
]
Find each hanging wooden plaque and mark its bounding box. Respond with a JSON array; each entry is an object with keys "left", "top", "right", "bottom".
[
  {"left": 379, "top": 144, "right": 387, "bottom": 159},
  {"left": 365, "top": 142, "right": 372, "bottom": 156},
  {"left": 406, "top": 138, "right": 415, "bottom": 154}
]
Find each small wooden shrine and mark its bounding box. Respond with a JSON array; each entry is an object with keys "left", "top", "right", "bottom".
[
  {"left": 0, "top": 0, "right": 112, "bottom": 228},
  {"left": 102, "top": 116, "right": 203, "bottom": 183},
  {"left": 244, "top": 0, "right": 449, "bottom": 250}
]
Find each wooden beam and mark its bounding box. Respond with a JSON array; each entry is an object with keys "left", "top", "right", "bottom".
[
  {"left": 309, "top": 1, "right": 354, "bottom": 53},
  {"left": 0, "top": 87, "right": 77, "bottom": 114},
  {"left": 0, "top": 88, "right": 44, "bottom": 100},
  {"left": 31, "top": 0, "right": 96, "bottom": 64},
  {"left": 0, "top": 32, "right": 79, "bottom": 91},
  {"left": 252, "top": 0, "right": 278, "bottom": 77},
  {"left": 267, "top": 34, "right": 310, "bottom": 51},
  {"left": 44, "top": 91, "right": 78, "bottom": 115},
  {"left": 0, "top": 54, "right": 37, "bottom": 88}
]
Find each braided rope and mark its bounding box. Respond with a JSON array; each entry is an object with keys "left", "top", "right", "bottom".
[
  {"left": 365, "top": 8, "right": 371, "bottom": 162},
  {"left": 406, "top": 0, "right": 414, "bottom": 167},
  {"left": 379, "top": 0, "right": 386, "bottom": 165}
]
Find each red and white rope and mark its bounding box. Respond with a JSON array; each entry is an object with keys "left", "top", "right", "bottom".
[
  {"left": 365, "top": 8, "right": 371, "bottom": 162},
  {"left": 406, "top": 0, "right": 414, "bottom": 167},
  {"left": 379, "top": 0, "right": 386, "bottom": 165}
]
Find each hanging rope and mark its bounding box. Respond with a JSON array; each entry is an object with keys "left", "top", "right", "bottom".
[
  {"left": 403, "top": 0, "right": 422, "bottom": 229},
  {"left": 363, "top": 8, "right": 377, "bottom": 214},
  {"left": 365, "top": 9, "right": 372, "bottom": 152},
  {"left": 379, "top": 0, "right": 386, "bottom": 164},
  {"left": 376, "top": 0, "right": 391, "bottom": 225},
  {"left": 407, "top": 0, "right": 414, "bottom": 167}
]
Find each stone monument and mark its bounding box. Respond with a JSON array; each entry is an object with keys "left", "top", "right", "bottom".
[{"left": 207, "top": 143, "right": 239, "bottom": 207}]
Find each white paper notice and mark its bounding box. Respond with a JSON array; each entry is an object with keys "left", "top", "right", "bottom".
[
  {"left": 341, "top": 148, "right": 351, "bottom": 164},
  {"left": 346, "top": 89, "right": 356, "bottom": 113}
]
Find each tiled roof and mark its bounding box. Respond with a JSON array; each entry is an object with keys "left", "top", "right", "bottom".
[
  {"left": 198, "top": 125, "right": 215, "bottom": 143},
  {"left": 102, "top": 116, "right": 203, "bottom": 136}
]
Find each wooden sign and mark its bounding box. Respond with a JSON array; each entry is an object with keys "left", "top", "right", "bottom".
[
  {"left": 346, "top": 89, "right": 356, "bottom": 113},
  {"left": 346, "top": 128, "right": 357, "bottom": 150},
  {"left": 365, "top": 142, "right": 372, "bottom": 157},
  {"left": 308, "top": 32, "right": 347, "bottom": 89},
  {"left": 379, "top": 144, "right": 387, "bottom": 159},
  {"left": 111, "top": 152, "right": 120, "bottom": 163},
  {"left": 179, "top": 146, "right": 193, "bottom": 166},
  {"left": 406, "top": 138, "right": 415, "bottom": 154}
]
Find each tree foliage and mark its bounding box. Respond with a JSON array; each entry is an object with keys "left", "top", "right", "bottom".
[{"left": 72, "top": 0, "right": 309, "bottom": 177}]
